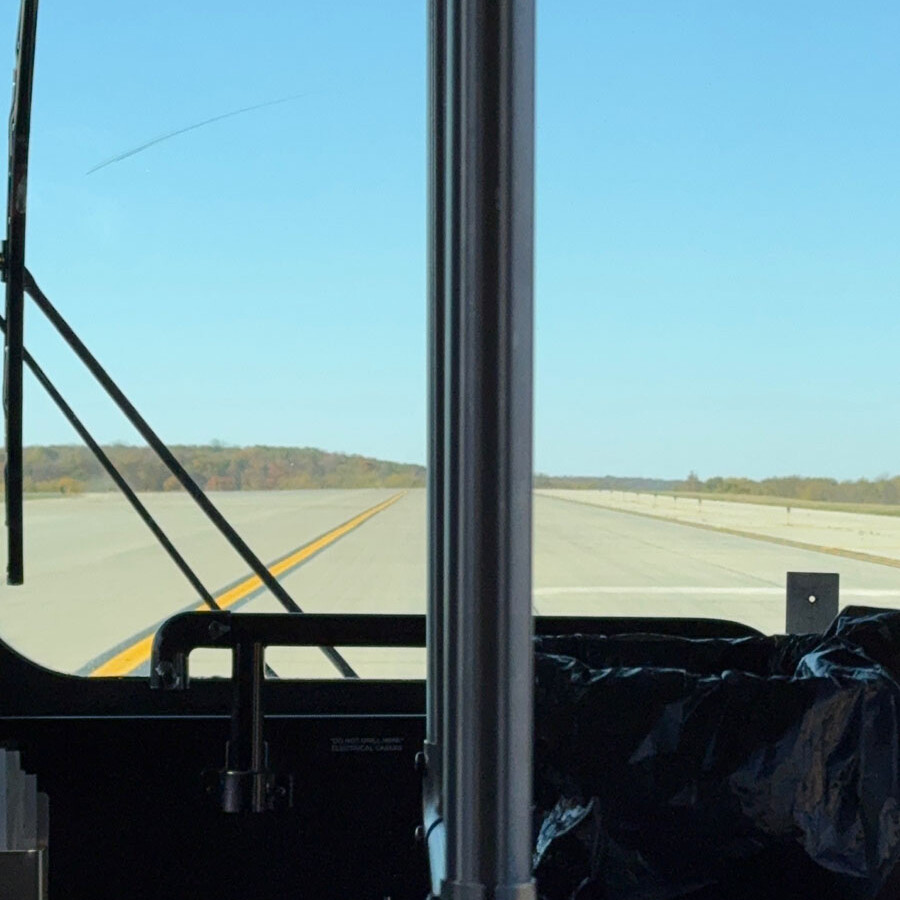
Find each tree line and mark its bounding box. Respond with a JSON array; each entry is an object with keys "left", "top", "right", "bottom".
[
  {"left": 1, "top": 445, "right": 425, "bottom": 494},
  {"left": 3, "top": 446, "right": 897, "bottom": 506},
  {"left": 536, "top": 471, "right": 900, "bottom": 506},
  {"left": 534, "top": 474, "right": 678, "bottom": 491},
  {"left": 679, "top": 471, "right": 900, "bottom": 506}
]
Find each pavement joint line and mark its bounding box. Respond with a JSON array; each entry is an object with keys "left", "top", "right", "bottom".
[
  {"left": 537, "top": 491, "right": 900, "bottom": 572},
  {"left": 535, "top": 586, "right": 900, "bottom": 597},
  {"left": 86, "top": 491, "right": 407, "bottom": 678}
]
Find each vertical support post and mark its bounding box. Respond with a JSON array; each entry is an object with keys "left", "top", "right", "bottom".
[
  {"left": 3, "top": 0, "right": 39, "bottom": 585},
  {"left": 443, "top": 0, "right": 536, "bottom": 897},
  {"left": 223, "top": 638, "right": 266, "bottom": 813},
  {"left": 426, "top": 0, "right": 447, "bottom": 769},
  {"left": 441, "top": 0, "right": 464, "bottom": 890},
  {"left": 424, "top": 0, "right": 449, "bottom": 894}
]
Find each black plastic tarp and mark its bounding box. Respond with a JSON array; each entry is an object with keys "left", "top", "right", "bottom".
[{"left": 533, "top": 607, "right": 900, "bottom": 900}]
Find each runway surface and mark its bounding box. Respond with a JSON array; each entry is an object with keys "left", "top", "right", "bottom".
[{"left": 1, "top": 488, "right": 898, "bottom": 678}]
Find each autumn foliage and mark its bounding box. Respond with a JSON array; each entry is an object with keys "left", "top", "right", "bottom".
[{"left": 2, "top": 444, "right": 425, "bottom": 494}]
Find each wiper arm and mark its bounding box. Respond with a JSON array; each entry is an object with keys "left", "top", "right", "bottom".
[
  {"left": 23, "top": 269, "right": 357, "bottom": 679},
  {"left": 0, "top": 314, "right": 284, "bottom": 677},
  {"left": 0, "top": 310, "right": 281, "bottom": 677},
  {"left": 0, "top": 0, "right": 353, "bottom": 679},
  {"left": 0, "top": 312, "right": 217, "bottom": 607},
  {"left": 2, "top": 0, "right": 39, "bottom": 585}
]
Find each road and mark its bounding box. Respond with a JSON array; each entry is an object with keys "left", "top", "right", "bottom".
[{"left": 1, "top": 488, "right": 899, "bottom": 678}]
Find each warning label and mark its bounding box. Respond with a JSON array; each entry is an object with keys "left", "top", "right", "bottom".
[{"left": 330, "top": 736, "right": 404, "bottom": 754}]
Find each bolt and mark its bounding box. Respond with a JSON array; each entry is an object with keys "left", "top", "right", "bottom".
[
  {"left": 208, "top": 620, "right": 230, "bottom": 641},
  {"left": 153, "top": 661, "right": 181, "bottom": 690}
]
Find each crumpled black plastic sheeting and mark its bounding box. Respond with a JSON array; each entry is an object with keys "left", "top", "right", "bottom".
[{"left": 532, "top": 607, "right": 900, "bottom": 900}]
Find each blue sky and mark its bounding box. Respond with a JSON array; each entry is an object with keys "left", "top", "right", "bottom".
[{"left": 9, "top": 1, "right": 900, "bottom": 479}]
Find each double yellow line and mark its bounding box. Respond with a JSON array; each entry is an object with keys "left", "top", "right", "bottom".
[{"left": 90, "top": 491, "right": 406, "bottom": 677}]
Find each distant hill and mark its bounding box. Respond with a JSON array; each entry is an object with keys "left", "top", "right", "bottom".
[
  {"left": 534, "top": 474, "right": 679, "bottom": 492},
  {"left": 5, "top": 445, "right": 898, "bottom": 506},
  {"left": 2, "top": 445, "right": 425, "bottom": 494},
  {"left": 537, "top": 471, "right": 900, "bottom": 507},
  {"left": 676, "top": 472, "right": 900, "bottom": 506}
]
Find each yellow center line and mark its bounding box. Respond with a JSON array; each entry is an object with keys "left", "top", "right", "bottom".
[{"left": 90, "top": 491, "right": 407, "bottom": 677}]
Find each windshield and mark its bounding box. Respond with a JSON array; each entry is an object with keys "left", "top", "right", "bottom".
[{"left": 1, "top": 1, "right": 898, "bottom": 679}]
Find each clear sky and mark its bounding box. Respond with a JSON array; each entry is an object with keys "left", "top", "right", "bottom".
[{"left": 9, "top": 1, "right": 900, "bottom": 480}]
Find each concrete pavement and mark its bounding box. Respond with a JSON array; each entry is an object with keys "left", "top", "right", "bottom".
[{"left": 1, "top": 489, "right": 898, "bottom": 678}]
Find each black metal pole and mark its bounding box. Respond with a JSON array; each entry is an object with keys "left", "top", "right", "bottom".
[
  {"left": 23, "top": 269, "right": 356, "bottom": 679},
  {"left": 427, "top": 0, "right": 447, "bottom": 767},
  {"left": 3, "top": 0, "right": 39, "bottom": 585},
  {"left": 443, "top": 0, "right": 536, "bottom": 897},
  {"left": 425, "top": 0, "right": 448, "bottom": 892},
  {"left": 442, "top": 0, "right": 465, "bottom": 891},
  {"left": 224, "top": 637, "right": 266, "bottom": 812}
]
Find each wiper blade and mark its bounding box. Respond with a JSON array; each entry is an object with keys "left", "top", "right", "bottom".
[
  {"left": 0, "top": 312, "right": 217, "bottom": 605},
  {"left": 0, "top": 1, "right": 350, "bottom": 679},
  {"left": 23, "top": 269, "right": 356, "bottom": 679},
  {"left": 0, "top": 311, "right": 281, "bottom": 678},
  {"left": 2, "top": 0, "right": 39, "bottom": 585}
]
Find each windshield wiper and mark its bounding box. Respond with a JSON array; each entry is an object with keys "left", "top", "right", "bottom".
[
  {"left": 21, "top": 271, "right": 357, "bottom": 680},
  {"left": 2, "top": 0, "right": 38, "bottom": 585},
  {"left": 0, "top": 312, "right": 217, "bottom": 606},
  {"left": 1, "top": 0, "right": 355, "bottom": 679},
  {"left": 0, "top": 311, "right": 282, "bottom": 678}
]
